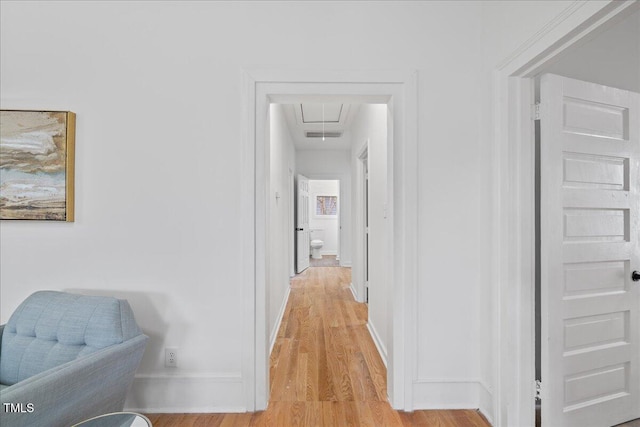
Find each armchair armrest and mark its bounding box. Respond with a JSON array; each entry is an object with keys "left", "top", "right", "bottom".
[{"left": 1, "top": 335, "right": 147, "bottom": 427}]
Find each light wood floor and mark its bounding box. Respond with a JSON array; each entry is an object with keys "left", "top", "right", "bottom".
[{"left": 146, "top": 266, "right": 490, "bottom": 426}]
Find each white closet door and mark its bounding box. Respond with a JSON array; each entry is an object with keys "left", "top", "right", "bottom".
[{"left": 540, "top": 74, "right": 640, "bottom": 426}]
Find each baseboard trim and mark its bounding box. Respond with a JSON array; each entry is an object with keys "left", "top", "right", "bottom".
[
  {"left": 270, "top": 285, "right": 291, "bottom": 354},
  {"left": 125, "top": 373, "right": 245, "bottom": 413},
  {"left": 366, "top": 321, "right": 388, "bottom": 367},
  {"left": 340, "top": 261, "right": 352, "bottom": 267},
  {"left": 349, "top": 283, "right": 358, "bottom": 301},
  {"left": 477, "top": 379, "right": 493, "bottom": 425},
  {"left": 413, "top": 379, "right": 492, "bottom": 413}
]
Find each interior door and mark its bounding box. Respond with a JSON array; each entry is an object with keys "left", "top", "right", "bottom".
[
  {"left": 296, "top": 174, "right": 310, "bottom": 273},
  {"left": 540, "top": 74, "right": 639, "bottom": 426}
]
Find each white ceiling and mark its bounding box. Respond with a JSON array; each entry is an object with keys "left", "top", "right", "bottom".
[{"left": 282, "top": 103, "right": 360, "bottom": 151}]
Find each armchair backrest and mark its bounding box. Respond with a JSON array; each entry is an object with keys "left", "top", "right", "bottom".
[{"left": 0, "top": 291, "right": 143, "bottom": 385}]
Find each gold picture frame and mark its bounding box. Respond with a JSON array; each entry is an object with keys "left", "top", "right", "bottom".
[{"left": 0, "top": 110, "right": 76, "bottom": 221}]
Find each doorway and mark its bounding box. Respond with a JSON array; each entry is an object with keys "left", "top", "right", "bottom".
[
  {"left": 533, "top": 12, "right": 640, "bottom": 423},
  {"left": 271, "top": 99, "right": 389, "bottom": 392},
  {"left": 241, "top": 71, "right": 418, "bottom": 412},
  {"left": 307, "top": 179, "right": 340, "bottom": 267},
  {"left": 496, "top": 2, "right": 640, "bottom": 426},
  {"left": 533, "top": 9, "right": 640, "bottom": 427}
]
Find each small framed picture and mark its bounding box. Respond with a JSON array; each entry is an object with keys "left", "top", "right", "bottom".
[{"left": 315, "top": 195, "right": 337, "bottom": 217}]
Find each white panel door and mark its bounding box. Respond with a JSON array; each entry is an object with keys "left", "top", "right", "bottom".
[
  {"left": 296, "top": 174, "right": 310, "bottom": 273},
  {"left": 540, "top": 74, "right": 640, "bottom": 426}
]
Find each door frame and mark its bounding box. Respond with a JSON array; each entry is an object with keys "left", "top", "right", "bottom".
[
  {"left": 304, "top": 175, "right": 345, "bottom": 263},
  {"left": 241, "top": 70, "right": 418, "bottom": 411},
  {"left": 356, "top": 141, "right": 369, "bottom": 303},
  {"left": 494, "top": 1, "right": 639, "bottom": 425}
]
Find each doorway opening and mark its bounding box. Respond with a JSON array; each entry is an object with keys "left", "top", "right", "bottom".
[
  {"left": 496, "top": 2, "right": 639, "bottom": 425},
  {"left": 307, "top": 179, "right": 340, "bottom": 268},
  {"left": 241, "top": 71, "right": 418, "bottom": 412},
  {"left": 532, "top": 9, "right": 640, "bottom": 426},
  {"left": 267, "top": 100, "right": 389, "bottom": 404}
]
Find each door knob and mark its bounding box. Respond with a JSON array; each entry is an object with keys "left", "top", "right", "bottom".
[{"left": 633, "top": 271, "right": 640, "bottom": 282}]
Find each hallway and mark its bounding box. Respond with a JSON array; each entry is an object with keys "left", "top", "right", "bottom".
[
  {"left": 270, "top": 266, "right": 382, "bottom": 403},
  {"left": 147, "top": 266, "right": 490, "bottom": 426}
]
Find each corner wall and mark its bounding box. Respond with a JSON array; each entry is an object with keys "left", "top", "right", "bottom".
[
  {"left": 267, "top": 104, "right": 296, "bottom": 349},
  {"left": 350, "top": 104, "right": 388, "bottom": 361}
]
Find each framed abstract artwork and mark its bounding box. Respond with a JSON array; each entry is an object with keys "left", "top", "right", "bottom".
[
  {"left": 0, "top": 110, "right": 76, "bottom": 221},
  {"left": 315, "top": 195, "right": 337, "bottom": 217}
]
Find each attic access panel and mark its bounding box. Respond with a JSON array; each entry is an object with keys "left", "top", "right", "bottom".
[{"left": 301, "top": 104, "right": 343, "bottom": 123}]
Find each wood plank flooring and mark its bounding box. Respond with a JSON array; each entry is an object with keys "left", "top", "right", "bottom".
[{"left": 146, "top": 266, "right": 490, "bottom": 426}]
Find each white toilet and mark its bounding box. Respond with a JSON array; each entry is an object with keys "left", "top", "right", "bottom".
[{"left": 309, "top": 229, "right": 324, "bottom": 260}]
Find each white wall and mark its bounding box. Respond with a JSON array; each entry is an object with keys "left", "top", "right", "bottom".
[
  {"left": 308, "top": 180, "right": 339, "bottom": 256},
  {"left": 267, "top": 104, "right": 296, "bottom": 349},
  {"left": 296, "top": 150, "right": 352, "bottom": 266},
  {"left": 0, "top": 0, "right": 604, "bottom": 417},
  {"left": 350, "top": 104, "right": 389, "bottom": 363},
  {"left": 0, "top": 0, "right": 483, "bottom": 414}
]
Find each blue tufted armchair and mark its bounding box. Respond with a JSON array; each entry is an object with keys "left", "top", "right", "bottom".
[{"left": 0, "top": 291, "right": 148, "bottom": 427}]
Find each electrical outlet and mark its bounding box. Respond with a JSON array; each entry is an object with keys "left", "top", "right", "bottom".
[{"left": 165, "top": 347, "right": 178, "bottom": 368}]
